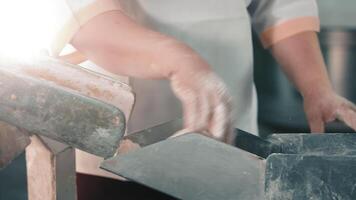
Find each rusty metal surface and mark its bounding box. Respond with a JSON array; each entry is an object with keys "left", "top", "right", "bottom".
[
  {"left": 0, "top": 121, "right": 30, "bottom": 169},
  {"left": 0, "top": 68, "right": 125, "bottom": 158},
  {"left": 0, "top": 55, "right": 134, "bottom": 120},
  {"left": 36, "top": 136, "right": 77, "bottom": 200},
  {"left": 0, "top": 55, "right": 136, "bottom": 178},
  {"left": 26, "top": 136, "right": 77, "bottom": 200}
]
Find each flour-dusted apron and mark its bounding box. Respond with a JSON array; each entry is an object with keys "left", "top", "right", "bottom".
[
  {"left": 119, "top": 0, "right": 258, "bottom": 134},
  {"left": 77, "top": 0, "right": 259, "bottom": 179}
]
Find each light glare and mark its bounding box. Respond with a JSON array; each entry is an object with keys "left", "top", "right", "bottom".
[{"left": 0, "top": 1, "right": 54, "bottom": 59}]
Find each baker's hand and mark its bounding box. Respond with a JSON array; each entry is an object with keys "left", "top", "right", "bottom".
[
  {"left": 304, "top": 88, "right": 356, "bottom": 133},
  {"left": 170, "top": 65, "right": 234, "bottom": 143},
  {"left": 70, "top": 10, "right": 235, "bottom": 142}
]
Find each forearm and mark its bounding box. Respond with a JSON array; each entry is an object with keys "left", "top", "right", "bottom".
[
  {"left": 70, "top": 10, "right": 234, "bottom": 140},
  {"left": 270, "top": 31, "right": 356, "bottom": 132},
  {"left": 71, "top": 10, "right": 210, "bottom": 79},
  {"left": 269, "top": 31, "right": 333, "bottom": 98}
]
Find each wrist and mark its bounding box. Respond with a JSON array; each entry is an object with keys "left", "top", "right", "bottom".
[
  {"left": 168, "top": 54, "right": 212, "bottom": 79},
  {"left": 301, "top": 82, "right": 334, "bottom": 100}
]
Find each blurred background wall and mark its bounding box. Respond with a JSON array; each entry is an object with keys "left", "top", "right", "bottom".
[{"left": 318, "top": 0, "right": 356, "bottom": 28}]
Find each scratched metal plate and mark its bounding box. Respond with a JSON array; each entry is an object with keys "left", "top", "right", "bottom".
[
  {"left": 101, "top": 134, "right": 265, "bottom": 200},
  {"left": 0, "top": 70, "right": 125, "bottom": 158},
  {"left": 266, "top": 154, "right": 356, "bottom": 200}
]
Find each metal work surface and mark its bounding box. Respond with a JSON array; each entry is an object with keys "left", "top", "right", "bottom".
[
  {"left": 265, "top": 154, "right": 356, "bottom": 200},
  {"left": 101, "top": 131, "right": 356, "bottom": 200},
  {"left": 268, "top": 133, "right": 356, "bottom": 156},
  {"left": 102, "top": 134, "right": 265, "bottom": 200},
  {"left": 235, "top": 131, "right": 356, "bottom": 158},
  {"left": 0, "top": 69, "right": 125, "bottom": 158}
]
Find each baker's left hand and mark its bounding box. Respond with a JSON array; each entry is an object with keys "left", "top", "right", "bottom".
[{"left": 303, "top": 88, "right": 356, "bottom": 133}]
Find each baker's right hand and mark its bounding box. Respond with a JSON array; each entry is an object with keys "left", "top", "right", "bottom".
[
  {"left": 169, "top": 61, "right": 234, "bottom": 143},
  {"left": 70, "top": 10, "right": 235, "bottom": 143}
]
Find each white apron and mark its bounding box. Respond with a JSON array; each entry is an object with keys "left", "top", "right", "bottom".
[{"left": 77, "top": 0, "right": 259, "bottom": 179}]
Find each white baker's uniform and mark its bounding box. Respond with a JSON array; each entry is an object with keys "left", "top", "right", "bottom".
[{"left": 6, "top": 0, "right": 319, "bottom": 179}]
